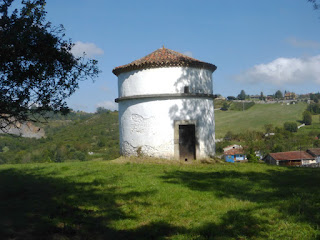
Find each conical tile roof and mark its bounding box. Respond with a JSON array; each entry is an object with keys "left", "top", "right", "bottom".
[{"left": 112, "top": 47, "right": 217, "bottom": 76}]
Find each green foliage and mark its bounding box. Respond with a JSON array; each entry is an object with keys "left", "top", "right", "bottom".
[
  {"left": 283, "top": 122, "right": 298, "bottom": 132},
  {"left": 246, "top": 149, "right": 259, "bottom": 163},
  {"left": 237, "top": 90, "right": 246, "bottom": 100},
  {"left": 215, "top": 141, "right": 231, "bottom": 154},
  {"left": 0, "top": 0, "right": 99, "bottom": 127},
  {"left": 307, "top": 103, "right": 320, "bottom": 114},
  {"left": 264, "top": 124, "right": 274, "bottom": 134},
  {"left": 220, "top": 101, "right": 230, "bottom": 111},
  {"left": 303, "top": 110, "right": 312, "bottom": 125},
  {"left": 224, "top": 131, "right": 234, "bottom": 141},
  {"left": 0, "top": 112, "right": 120, "bottom": 164},
  {"left": 96, "top": 107, "right": 111, "bottom": 114},
  {"left": 227, "top": 96, "right": 236, "bottom": 100},
  {"left": 274, "top": 90, "right": 283, "bottom": 99}
]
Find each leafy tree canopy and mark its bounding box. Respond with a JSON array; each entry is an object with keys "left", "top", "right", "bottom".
[
  {"left": 0, "top": 0, "right": 99, "bottom": 129},
  {"left": 303, "top": 110, "right": 312, "bottom": 125},
  {"left": 283, "top": 122, "right": 298, "bottom": 132},
  {"left": 227, "top": 96, "right": 236, "bottom": 101},
  {"left": 237, "top": 90, "right": 246, "bottom": 100},
  {"left": 308, "top": 0, "right": 320, "bottom": 9},
  {"left": 274, "top": 90, "right": 283, "bottom": 99},
  {"left": 96, "top": 107, "right": 111, "bottom": 114}
]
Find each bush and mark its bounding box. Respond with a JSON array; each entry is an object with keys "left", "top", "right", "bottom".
[
  {"left": 224, "top": 131, "right": 234, "bottom": 141},
  {"left": 303, "top": 110, "right": 312, "bottom": 125},
  {"left": 221, "top": 102, "right": 230, "bottom": 111},
  {"left": 283, "top": 122, "right": 298, "bottom": 132},
  {"left": 73, "top": 151, "right": 87, "bottom": 161}
]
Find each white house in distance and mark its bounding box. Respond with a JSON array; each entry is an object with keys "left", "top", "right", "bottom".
[{"left": 113, "top": 47, "right": 217, "bottom": 160}]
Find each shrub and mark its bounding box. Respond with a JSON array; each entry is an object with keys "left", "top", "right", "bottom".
[
  {"left": 283, "top": 122, "right": 298, "bottom": 132},
  {"left": 73, "top": 151, "right": 87, "bottom": 161},
  {"left": 221, "top": 102, "right": 230, "bottom": 111},
  {"left": 303, "top": 110, "right": 312, "bottom": 125}
]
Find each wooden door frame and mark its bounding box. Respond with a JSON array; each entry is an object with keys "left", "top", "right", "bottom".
[{"left": 174, "top": 120, "right": 199, "bottom": 160}]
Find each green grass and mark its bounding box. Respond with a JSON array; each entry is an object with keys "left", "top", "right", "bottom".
[
  {"left": 0, "top": 160, "right": 319, "bottom": 239},
  {"left": 215, "top": 102, "right": 307, "bottom": 138},
  {"left": 297, "top": 115, "right": 320, "bottom": 136}
]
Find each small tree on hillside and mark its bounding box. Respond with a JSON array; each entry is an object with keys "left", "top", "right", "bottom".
[
  {"left": 275, "top": 90, "right": 283, "bottom": 99},
  {"left": 246, "top": 148, "right": 259, "bottom": 163},
  {"left": 303, "top": 110, "right": 312, "bottom": 125},
  {"left": 237, "top": 90, "right": 246, "bottom": 100},
  {"left": 264, "top": 124, "right": 274, "bottom": 134},
  {"left": 221, "top": 102, "right": 230, "bottom": 111},
  {"left": 227, "top": 96, "right": 236, "bottom": 101},
  {"left": 96, "top": 107, "right": 111, "bottom": 114},
  {"left": 283, "top": 122, "right": 298, "bottom": 132}
]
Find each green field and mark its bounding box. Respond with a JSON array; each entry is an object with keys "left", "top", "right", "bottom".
[
  {"left": 1, "top": 160, "right": 319, "bottom": 239},
  {"left": 215, "top": 102, "right": 307, "bottom": 138}
]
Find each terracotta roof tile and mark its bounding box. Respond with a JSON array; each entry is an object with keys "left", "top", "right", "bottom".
[
  {"left": 112, "top": 47, "right": 217, "bottom": 76},
  {"left": 269, "top": 151, "right": 315, "bottom": 161},
  {"left": 224, "top": 149, "right": 245, "bottom": 155},
  {"left": 307, "top": 148, "right": 320, "bottom": 156}
]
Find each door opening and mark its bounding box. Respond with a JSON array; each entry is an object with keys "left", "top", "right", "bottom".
[{"left": 179, "top": 124, "right": 196, "bottom": 160}]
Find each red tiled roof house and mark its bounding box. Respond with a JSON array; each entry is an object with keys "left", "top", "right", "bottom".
[
  {"left": 264, "top": 151, "right": 316, "bottom": 166},
  {"left": 307, "top": 148, "right": 320, "bottom": 163}
]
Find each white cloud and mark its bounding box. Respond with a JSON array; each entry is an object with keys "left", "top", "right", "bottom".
[
  {"left": 183, "top": 51, "right": 193, "bottom": 57},
  {"left": 96, "top": 101, "right": 118, "bottom": 111},
  {"left": 286, "top": 37, "right": 320, "bottom": 49},
  {"left": 71, "top": 41, "right": 104, "bottom": 57},
  {"left": 235, "top": 55, "right": 320, "bottom": 86}
]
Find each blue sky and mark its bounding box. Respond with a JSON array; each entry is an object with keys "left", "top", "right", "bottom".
[{"left": 42, "top": 0, "right": 320, "bottom": 112}]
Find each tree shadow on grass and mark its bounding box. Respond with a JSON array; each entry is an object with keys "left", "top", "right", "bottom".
[
  {"left": 161, "top": 167, "right": 320, "bottom": 238},
  {"left": 0, "top": 167, "right": 183, "bottom": 240}
]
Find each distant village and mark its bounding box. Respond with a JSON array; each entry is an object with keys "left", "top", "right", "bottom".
[
  {"left": 219, "top": 90, "right": 320, "bottom": 168},
  {"left": 215, "top": 90, "right": 318, "bottom": 103}
]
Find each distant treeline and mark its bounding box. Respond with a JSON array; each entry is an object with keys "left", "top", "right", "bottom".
[{"left": 307, "top": 103, "right": 320, "bottom": 114}]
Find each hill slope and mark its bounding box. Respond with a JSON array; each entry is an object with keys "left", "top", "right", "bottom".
[
  {"left": 0, "top": 112, "right": 119, "bottom": 164},
  {"left": 215, "top": 102, "right": 307, "bottom": 138}
]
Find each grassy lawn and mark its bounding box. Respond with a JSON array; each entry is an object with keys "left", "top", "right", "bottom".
[
  {"left": 215, "top": 102, "right": 307, "bottom": 138},
  {"left": 0, "top": 159, "right": 319, "bottom": 239}
]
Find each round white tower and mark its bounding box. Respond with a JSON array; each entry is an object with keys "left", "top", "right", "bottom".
[{"left": 113, "top": 47, "right": 217, "bottom": 160}]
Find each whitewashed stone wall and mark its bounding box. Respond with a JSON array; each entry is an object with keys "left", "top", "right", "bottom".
[
  {"left": 118, "top": 67, "right": 213, "bottom": 97},
  {"left": 117, "top": 66, "right": 215, "bottom": 159}
]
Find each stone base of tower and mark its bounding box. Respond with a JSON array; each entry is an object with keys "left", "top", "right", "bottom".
[{"left": 118, "top": 98, "right": 215, "bottom": 160}]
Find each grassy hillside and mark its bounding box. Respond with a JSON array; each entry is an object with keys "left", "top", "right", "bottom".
[
  {"left": 0, "top": 160, "right": 319, "bottom": 239},
  {"left": 215, "top": 102, "right": 307, "bottom": 138},
  {"left": 0, "top": 112, "right": 120, "bottom": 164}
]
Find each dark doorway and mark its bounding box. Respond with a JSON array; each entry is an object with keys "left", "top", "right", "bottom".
[{"left": 179, "top": 124, "right": 196, "bottom": 160}]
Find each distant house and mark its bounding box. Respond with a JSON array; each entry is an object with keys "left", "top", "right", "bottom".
[
  {"left": 284, "top": 92, "right": 296, "bottom": 100},
  {"left": 306, "top": 148, "right": 320, "bottom": 163},
  {"left": 250, "top": 95, "right": 260, "bottom": 100},
  {"left": 224, "top": 147, "right": 246, "bottom": 163},
  {"left": 266, "top": 95, "right": 274, "bottom": 101},
  {"left": 264, "top": 151, "right": 316, "bottom": 166}
]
